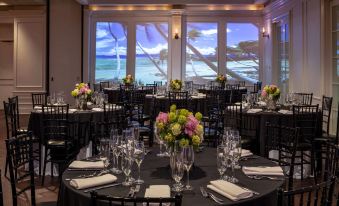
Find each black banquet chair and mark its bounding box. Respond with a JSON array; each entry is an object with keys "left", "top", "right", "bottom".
[
  {"left": 31, "top": 92, "right": 47, "bottom": 108},
  {"left": 6, "top": 132, "right": 36, "bottom": 206},
  {"left": 99, "top": 81, "right": 110, "bottom": 91},
  {"left": 168, "top": 91, "right": 189, "bottom": 110},
  {"left": 41, "top": 104, "right": 77, "bottom": 185},
  {"left": 294, "top": 92, "right": 313, "bottom": 105},
  {"left": 91, "top": 191, "right": 182, "bottom": 206},
  {"left": 277, "top": 176, "right": 336, "bottom": 206}
]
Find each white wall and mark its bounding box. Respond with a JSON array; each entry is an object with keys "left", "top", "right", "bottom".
[
  {"left": 263, "top": 0, "right": 325, "bottom": 104},
  {"left": 0, "top": 23, "right": 14, "bottom": 109},
  {"left": 50, "top": 0, "right": 82, "bottom": 105}
]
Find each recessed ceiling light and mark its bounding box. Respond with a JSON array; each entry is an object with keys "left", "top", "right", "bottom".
[{"left": 0, "top": 2, "right": 8, "bottom": 6}]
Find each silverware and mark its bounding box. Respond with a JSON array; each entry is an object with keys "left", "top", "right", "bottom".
[
  {"left": 67, "top": 168, "right": 102, "bottom": 171},
  {"left": 247, "top": 175, "right": 284, "bottom": 181},
  {"left": 83, "top": 182, "right": 122, "bottom": 193},
  {"left": 129, "top": 185, "right": 140, "bottom": 197},
  {"left": 200, "top": 186, "right": 223, "bottom": 204},
  {"left": 128, "top": 186, "right": 135, "bottom": 197}
]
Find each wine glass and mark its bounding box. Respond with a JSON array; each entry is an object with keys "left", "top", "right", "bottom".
[
  {"left": 154, "top": 123, "right": 165, "bottom": 157},
  {"left": 110, "top": 129, "right": 122, "bottom": 174},
  {"left": 181, "top": 145, "right": 194, "bottom": 191},
  {"left": 217, "top": 145, "right": 226, "bottom": 180},
  {"left": 229, "top": 141, "right": 240, "bottom": 183},
  {"left": 134, "top": 141, "right": 145, "bottom": 184},
  {"left": 121, "top": 152, "right": 132, "bottom": 186},
  {"left": 170, "top": 150, "right": 184, "bottom": 192},
  {"left": 99, "top": 138, "right": 110, "bottom": 172}
]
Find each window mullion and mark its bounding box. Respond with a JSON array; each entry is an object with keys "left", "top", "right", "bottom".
[
  {"left": 219, "top": 21, "right": 226, "bottom": 76},
  {"left": 127, "top": 21, "right": 136, "bottom": 77}
]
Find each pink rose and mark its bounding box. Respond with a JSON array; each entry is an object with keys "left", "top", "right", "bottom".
[{"left": 261, "top": 90, "right": 267, "bottom": 97}]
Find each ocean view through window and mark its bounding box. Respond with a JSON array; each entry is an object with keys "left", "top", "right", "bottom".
[
  {"left": 226, "top": 23, "right": 259, "bottom": 84},
  {"left": 135, "top": 23, "right": 168, "bottom": 84},
  {"left": 95, "top": 22, "right": 127, "bottom": 82}
]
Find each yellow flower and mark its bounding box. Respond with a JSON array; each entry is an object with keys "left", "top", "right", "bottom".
[
  {"left": 179, "top": 109, "right": 189, "bottom": 117},
  {"left": 179, "top": 138, "right": 189, "bottom": 147},
  {"left": 71, "top": 89, "right": 79, "bottom": 97},
  {"left": 195, "top": 112, "right": 203, "bottom": 121},
  {"left": 164, "top": 134, "right": 174, "bottom": 143},
  {"left": 170, "top": 104, "right": 177, "bottom": 112},
  {"left": 178, "top": 115, "right": 187, "bottom": 125},
  {"left": 169, "top": 112, "right": 177, "bottom": 123},
  {"left": 171, "top": 123, "right": 182, "bottom": 136},
  {"left": 156, "top": 122, "right": 164, "bottom": 130},
  {"left": 192, "top": 135, "right": 201, "bottom": 146},
  {"left": 195, "top": 124, "right": 203, "bottom": 136}
]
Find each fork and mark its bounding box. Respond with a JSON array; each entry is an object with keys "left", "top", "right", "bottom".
[
  {"left": 247, "top": 175, "right": 284, "bottom": 181},
  {"left": 200, "top": 186, "right": 223, "bottom": 204}
]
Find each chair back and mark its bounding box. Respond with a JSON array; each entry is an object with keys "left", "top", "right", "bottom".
[
  {"left": 3, "top": 101, "right": 16, "bottom": 138},
  {"left": 240, "top": 113, "right": 260, "bottom": 153},
  {"left": 143, "top": 84, "right": 157, "bottom": 94},
  {"left": 295, "top": 92, "right": 313, "bottom": 105},
  {"left": 324, "top": 142, "right": 339, "bottom": 180},
  {"left": 91, "top": 191, "right": 182, "bottom": 206},
  {"left": 224, "top": 103, "right": 242, "bottom": 132},
  {"left": 32, "top": 92, "right": 47, "bottom": 108},
  {"left": 5, "top": 132, "right": 36, "bottom": 206},
  {"left": 184, "top": 81, "right": 193, "bottom": 93},
  {"left": 321, "top": 96, "right": 333, "bottom": 135},
  {"left": 236, "top": 81, "right": 245, "bottom": 87},
  {"left": 292, "top": 105, "right": 319, "bottom": 143},
  {"left": 265, "top": 123, "right": 299, "bottom": 190},
  {"left": 99, "top": 81, "right": 110, "bottom": 91},
  {"left": 103, "top": 103, "right": 127, "bottom": 133},
  {"left": 226, "top": 84, "right": 240, "bottom": 90},
  {"left": 42, "top": 105, "right": 70, "bottom": 145},
  {"left": 8, "top": 96, "right": 21, "bottom": 132},
  {"left": 277, "top": 176, "right": 336, "bottom": 206},
  {"left": 203, "top": 111, "right": 224, "bottom": 146},
  {"left": 168, "top": 91, "right": 188, "bottom": 109}
]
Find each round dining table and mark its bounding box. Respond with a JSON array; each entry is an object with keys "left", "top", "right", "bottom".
[{"left": 58, "top": 147, "right": 284, "bottom": 206}]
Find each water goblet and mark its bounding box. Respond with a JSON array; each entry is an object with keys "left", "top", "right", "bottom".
[
  {"left": 170, "top": 151, "right": 184, "bottom": 192},
  {"left": 181, "top": 145, "right": 194, "bottom": 191},
  {"left": 121, "top": 152, "right": 132, "bottom": 186},
  {"left": 217, "top": 146, "right": 226, "bottom": 180},
  {"left": 134, "top": 141, "right": 145, "bottom": 184}
]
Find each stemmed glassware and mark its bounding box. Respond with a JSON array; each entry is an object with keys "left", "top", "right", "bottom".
[
  {"left": 181, "top": 145, "right": 194, "bottom": 191},
  {"left": 217, "top": 145, "right": 226, "bottom": 180},
  {"left": 110, "top": 129, "right": 122, "bottom": 174},
  {"left": 99, "top": 138, "right": 111, "bottom": 172},
  {"left": 134, "top": 141, "right": 145, "bottom": 184},
  {"left": 121, "top": 151, "right": 133, "bottom": 186},
  {"left": 170, "top": 144, "right": 184, "bottom": 192},
  {"left": 154, "top": 123, "right": 165, "bottom": 157}
]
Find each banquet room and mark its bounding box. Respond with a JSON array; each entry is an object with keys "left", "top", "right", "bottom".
[{"left": 0, "top": 0, "right": 339, "bottom": 205}]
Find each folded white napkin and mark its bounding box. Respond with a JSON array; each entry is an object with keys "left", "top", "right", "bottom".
[
  {"left": 207, "top": 180, "right": 253, "bottom": 201},
  {"left": 92, "top": 108, "right": 103, "bottom": 112},
  {"left": 145, "top": 185, "right": 171, "bottom": 198},
  {"left": 34, "top": 106, "right": 42, "bottom": 110},
  {"left": 69, "top": 109, "right": 77, "bottom": 113},
  {"left": 247, "top": 109, "right": 262, "bottom": 113},
  {"left": 156, "top": 95, "right": 166, "bottom": 99},
  {"left": 241, "top": 149, "right": 253, "bottom": 157},
  {"left": 278, "top": 109, "right": 292, "bottom": 114},
  {"left": 197, "top": 93, "right": 206, "bottom": 97},
  {"left": 146, "top": 94, "right": 155, "bottom": 98},
  {"left": 242, "top": 166, "right": 284, "bottom": 176},
  {"left": 70, "top": 174, "right": 117, "bottom": 189},
  {"left": 69, "top": 160, "right": 105, "bottom": 169},
  {"left": 257, "top": 101, "right": 266, "bottom": 107}
]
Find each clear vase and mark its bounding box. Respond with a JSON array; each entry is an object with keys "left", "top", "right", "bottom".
[{"left": 266, "top": 98, "right": 277, "bottom": 111}]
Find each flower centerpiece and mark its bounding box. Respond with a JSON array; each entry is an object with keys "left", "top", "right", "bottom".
[
  {"left": 261, "top": 85, "right": 280, "bottom": 110},
  {"left": 155, "top": 105, "right": 204, "bottom": 149},
  {"left": 122, "top": 74, "right": 134, "bottom": 85},
  {"left": 216, "top": 74, "right": 227, "bottom": 84},
  {"left": 71, "top": 83, "right": 92, "bottom": 110},
  {"left": 169, "top": 79, "right": 182, "bottom": 91}
]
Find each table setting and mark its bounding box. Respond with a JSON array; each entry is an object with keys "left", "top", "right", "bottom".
[{"left": 58, "top": 106, "right": 284, "bottom": 206}]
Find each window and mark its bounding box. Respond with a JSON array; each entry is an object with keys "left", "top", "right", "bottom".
[
  {"left": 95, "top": 22, "right": 127, "bottom": 82},
  {"left": 276, "top": 20, "right": 289, "bottom": 95},
  {"left": 226, "top": 23, "right": 259, "bottom": 83},
  {"left": 185, "top": 22, "right": 218, "bottom": 84},
  {"left": 332, "top": 4, "right": 339, "bottom": 115},
  {"left": 135, "top": 23, "right": 168, "bottom": 84}
]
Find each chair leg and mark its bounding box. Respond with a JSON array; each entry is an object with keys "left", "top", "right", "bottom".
[
  {"left": 4, "top": 155, "right": 8, "bottom": 178},
  {"left": 51, "top": 162, "right": 54, "bottom": 178},
  {"left": 301, "top": 152, "right": 304, "bottom": 180},
  {"left": 38, "top": 141, "right": 42, "bottom": 176},
  {"left": 42, "top": 148, "right": 48, "bottom": 186}
]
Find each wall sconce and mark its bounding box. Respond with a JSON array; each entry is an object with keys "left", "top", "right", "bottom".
[
  {"left": 262, "top": 27, "right": 269, "bottom": 38},
  {"left": 174, "top": 28, "right": 180, "bottom": 39}
]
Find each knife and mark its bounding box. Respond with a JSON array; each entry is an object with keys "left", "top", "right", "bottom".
[{"left": 83, "top": 182, "right": 122, "bottom": 193}]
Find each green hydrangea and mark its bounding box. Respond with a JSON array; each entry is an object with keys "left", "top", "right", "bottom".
[
  {"left": 195, "top": 112, "right": 203, "bottom": 121},
  {"left": 179, "top": 109, "right": 189, "bottom": 117},
  {"left": 179, "top": 138, "right": 189, "bottom": 147},
  {"left": 170, "top": 104, "right": 177, "bottom": 112},
  {"left": 171, "top": 123, "right": 181, "bottom": 136},
  {"left": 177, "top": 115, "right": 187, "bottom": 125},
  {"left": 169, "top": 112, "right": 177, "bottom": 123},
  {"left": 192, "top": 135, "right": 201, "bottom": 146}
]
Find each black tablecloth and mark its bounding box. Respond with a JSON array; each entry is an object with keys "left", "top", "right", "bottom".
[
  {"left": 58, "top": 148, "right": 283, "bottom": 206},
  {"left": 28, "top": 110, "right": 105, "bottom": 147}
]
